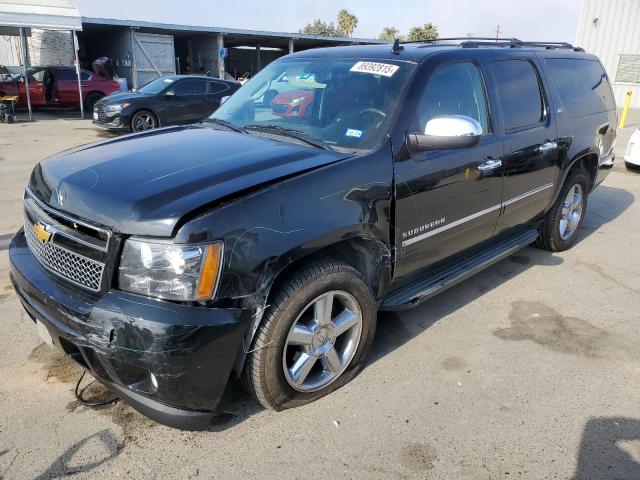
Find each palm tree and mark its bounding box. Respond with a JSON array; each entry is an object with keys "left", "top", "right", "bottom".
[
  {"left": 379, "top": 27, "right": 400, "bottom": 41},
  {"left": 337, "top": 9, "right": 358, "bottom": 37}
]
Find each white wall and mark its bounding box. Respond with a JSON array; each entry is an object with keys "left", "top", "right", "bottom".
[
  {"left": 0, "top": 29, "right": 73, "bottom": 66},
  {"left": 576, "top": 0, "right": 640, "bottom": 109}
]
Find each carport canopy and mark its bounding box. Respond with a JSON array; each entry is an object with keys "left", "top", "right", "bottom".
[{"left": 0, "top": 0, "right": 83, "bottom": 120}]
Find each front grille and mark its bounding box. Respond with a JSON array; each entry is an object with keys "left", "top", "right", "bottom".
[
  {"left": 23, "top": 191, "right": 110, "bottom": 293},
  {"left": 95, "top": 104, "right": 107, "bottom": 122}
]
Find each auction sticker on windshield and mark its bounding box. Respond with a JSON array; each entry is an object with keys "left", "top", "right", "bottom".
[{"left": 350, "top": 61, "right": 399, "bottom": 77}]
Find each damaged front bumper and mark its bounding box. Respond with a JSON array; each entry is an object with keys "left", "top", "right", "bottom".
[{"left": 9, "top": 229, "right": 251, "bottom": 430}]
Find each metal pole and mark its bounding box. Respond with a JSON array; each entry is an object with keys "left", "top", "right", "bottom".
[
  {"left": 130, "top": 27, "right": 138, "bottom": 89},
  {"left": 289, "top": 38, "right": 295, "bottom": 54},
  {"left": 20, "top": 27, "right": 32, "bottom": 121},
  {"left": 256, "top": 44, "right": 261, "bottom": 72},
  {"left": 73, "top": 31, "right": 83, "bottom": 119},
  {"left": 217, "top": 34, "right": 225, "bottom": 79}
]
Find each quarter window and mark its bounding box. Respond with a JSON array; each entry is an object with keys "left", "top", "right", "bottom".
[
  {"left": 492, "top": 59, "right": 544, "bottom": 131},
  {"left": 208, "top": 81, "right": 228, "bottom": 94},
  {"left": 415, "top": 62, "right": 490, "bottom": 134}
]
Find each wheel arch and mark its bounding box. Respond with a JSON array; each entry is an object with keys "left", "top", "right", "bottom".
[
  {"left": 549, "top": 150, "right": 599, "bottom": 209},
  {"left": 130, "top": 108, "right": 160, "bottom": 130},
  {"left": 231, "top": 231, "right": 392, "bottom": 376}
]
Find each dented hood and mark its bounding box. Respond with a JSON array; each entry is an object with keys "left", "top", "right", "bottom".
[{"left": 29, "top": 125, "right": 348, "bottom": 236}]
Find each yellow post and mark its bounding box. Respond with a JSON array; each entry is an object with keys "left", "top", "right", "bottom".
[{"left": 619, "top": 90, "right": 633, "bottom": 129}]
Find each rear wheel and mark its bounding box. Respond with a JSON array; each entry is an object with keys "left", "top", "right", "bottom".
[
  {"left": 84, "top": 92, "right": 104, "bottom": 112},
  {"left": 131, "top": 110, "right": 157, "bottom": 132},
  {"left": 536, "top": 169, "right": 589, "bottom": 252},
  {"left": 243, "top": 260, "right": 376, "bottom": 410}
]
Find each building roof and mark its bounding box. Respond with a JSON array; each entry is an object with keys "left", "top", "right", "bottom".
[
  {"left": 81, "top": 16, "right": 386, "bottom": 49},
  {"left": 0, "top": 0, "right": 81, "bottom": 30}
]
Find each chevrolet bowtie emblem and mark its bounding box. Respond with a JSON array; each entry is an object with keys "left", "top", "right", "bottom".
[{"left": 33, "top": 223, "right": 52, "bottom": 243}]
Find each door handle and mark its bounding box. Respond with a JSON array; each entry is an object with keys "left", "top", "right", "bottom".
[
  {"left": 477, "top": 159, "right": 502, "bottom": 173},
  {"left": 538, "top": 141, "right": 558, "bottom": 155}
]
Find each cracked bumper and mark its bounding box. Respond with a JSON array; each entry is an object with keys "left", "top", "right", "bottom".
[{"left": 9, "top": 229, "right": 251, "bottom": 430}]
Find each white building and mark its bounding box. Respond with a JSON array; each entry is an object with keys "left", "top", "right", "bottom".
[{"left": 576, "top": 0, "right": 640, "bottom": 109}]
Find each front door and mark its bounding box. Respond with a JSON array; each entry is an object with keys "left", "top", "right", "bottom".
[
  {"left": 489, "top": 57, "right": 559, "bottom": 234},
  {"left": 167, "top": 78, "right": 210, "bottom": 124},
  {"left": 394, "top": 61, "right": 503, "bottom": 281}
]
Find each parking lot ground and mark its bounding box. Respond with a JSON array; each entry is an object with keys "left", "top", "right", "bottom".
[{"left": 1, "top": 112, "right": 640, "bottom": 479}]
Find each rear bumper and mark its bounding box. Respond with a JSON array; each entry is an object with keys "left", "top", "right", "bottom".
[
  {"left": 9, "top": 229, "right": 251, "bottom": 430},
  {"left": 594, "top": 152, "right": 615, "bottom": 188}
]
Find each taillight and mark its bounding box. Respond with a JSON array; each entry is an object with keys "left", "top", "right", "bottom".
[{"left": 111, "top": 81, "right": 120, "bottom": 90}]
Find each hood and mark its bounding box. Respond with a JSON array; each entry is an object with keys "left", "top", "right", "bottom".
[
  {"left": 98, "top": 91, "right": 149, "bottom": 104},
  {"left": 29, "top": 125, "right": 348, "bottom": 236}
]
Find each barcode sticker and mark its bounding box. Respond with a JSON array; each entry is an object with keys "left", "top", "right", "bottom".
[{"left": 350, "top": 61, "right": 399, "bottom": 77}]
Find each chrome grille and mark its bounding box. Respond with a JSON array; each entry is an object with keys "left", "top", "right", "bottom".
[
  {"left": 25, "top": 222, "right": 104, "bottom": 291},
  {"left": 23, "top": 190, "right": 110, "bottom": 293}
]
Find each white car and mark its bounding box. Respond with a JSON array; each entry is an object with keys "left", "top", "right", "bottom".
[{"left": 624, "top": 127, "right": 640, "bottom": 170}]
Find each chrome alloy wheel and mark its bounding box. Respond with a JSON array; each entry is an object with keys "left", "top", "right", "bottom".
[
  {"left": 559, "top": 183, "right": 584, "bottom": 240},
  {"left": 282, "top": 290, "right": 363, "bottom": 392},
  {"left": 133, "top": 112, "right": 156, "bottom": 131}
]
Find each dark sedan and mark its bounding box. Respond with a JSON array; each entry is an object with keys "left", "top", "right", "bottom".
[{"left": 93, "top": 75, "right": 239, "bottom": 132}]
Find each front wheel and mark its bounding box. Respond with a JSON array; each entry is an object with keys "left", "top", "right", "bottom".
[
  {"left": 243, "top": 260, "right": 376, "bottom": 410},
  {"left": 536, "top": 169, "right": 589, "bottom": 252},
  {"left": 130, "top": 110, "right": 157, "bottom": 132}
]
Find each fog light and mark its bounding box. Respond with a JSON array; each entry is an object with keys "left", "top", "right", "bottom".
[
  {"left": 112, "top": 117, "right": 121, "bottom": 126},
  {"left": 150, "top": 372, "right": 158, "bottom": 389}
]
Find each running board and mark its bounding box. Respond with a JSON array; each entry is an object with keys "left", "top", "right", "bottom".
[{"left": 381, "top": 228, "right": 539, "bottom": 311}]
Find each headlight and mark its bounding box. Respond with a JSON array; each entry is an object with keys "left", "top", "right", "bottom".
[
  {"left": 105, "top": 103, "right": 129, "bottom": 113},
  {"left": 118, "top": 239, "right": 223, "bottom": 301},
  {"left": 290, "top": 97, "right": 305, "bottom": 104}
]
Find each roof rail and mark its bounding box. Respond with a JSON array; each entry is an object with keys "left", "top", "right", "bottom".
[{"left": 400, "top": 37, "right": 585, "bottom": 52}]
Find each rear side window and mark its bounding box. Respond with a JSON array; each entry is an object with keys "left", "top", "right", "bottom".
[
  {"left": 174, "top": 78, "right": 207, "bottom": 95},
  {"left": 55, "top": 68, "right": 77, "bottom": 81},
  {"left": 415, "top": 62, "right": 490, "bottom": 134},
  {"left": 492, "top": 59, "right": 544, "bottom": 132},
  {"left": 544, "top": 58, "right": 615, "bottom": 116}
]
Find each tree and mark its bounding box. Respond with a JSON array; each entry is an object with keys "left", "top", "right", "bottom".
[
  {"left": 406, "top": 23, "right": 439, "bottom": 42},
  {"left": 378, "top": 27, "right": 401, "bottom": 41},
  {"left": 300, "top": 19, "right": 340, "bottom": 37},
  {"left": 337, "top": 9, "right": 358, "bottom": 37}
]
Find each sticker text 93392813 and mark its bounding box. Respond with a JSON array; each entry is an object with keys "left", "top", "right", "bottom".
[{"left": 350, "top": 61, "right": 399, "bottom": 77}]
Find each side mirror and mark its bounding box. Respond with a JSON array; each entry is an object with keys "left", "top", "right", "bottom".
[
  {"left": 407, "top": 115, "right": 483, "bottom": 151},
  {"left": 220, "top": 95, "right": 230, "bottom": 105},
  {"left": 165, "top": 90, "right": 176, "bottom": 97}
]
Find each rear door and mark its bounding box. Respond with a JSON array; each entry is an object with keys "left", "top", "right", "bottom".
[
  {"left": 489, "top": 57, "right": 560, "bottom": 234},
  {"left": 54, "top": 67, "right": 80, "bottom": 105},
  {"left": 25, "top": 69, "right": 46, "bottom": 106},
  {"left": 394, "top": 60, "right": 504, "bottom": 280}
]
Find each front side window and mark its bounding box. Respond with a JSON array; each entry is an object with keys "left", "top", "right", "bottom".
[
  {"left": 415, "top": 61, "right": 489, "bottom": 134},
  {"left": 210, "top": 58, "right": 416, "bottom": 152},
  {"left": 492, "top": 59, "right": 544, "bottom": 132},
  {"left": 173, "top": 79, "right": 207, "bottom": 95}
]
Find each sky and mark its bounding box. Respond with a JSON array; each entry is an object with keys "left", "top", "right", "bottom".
[{"left": 71, "top": 0, "right": 582, "bottom": 43}]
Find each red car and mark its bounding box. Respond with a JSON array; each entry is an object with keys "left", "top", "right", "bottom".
[
  {"left": 0, "top": 66, "right": 120, "bottom": 111},
  {"left": 271, "top": 89, "right": 315, "bottom": 117}
]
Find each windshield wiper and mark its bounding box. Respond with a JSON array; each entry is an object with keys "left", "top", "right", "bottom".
[
  {"left": 244, "top": 124, "right": 334, "bottom": 151},
  {"left": 203, "top": 118, "right": 246, "bottom": 133}
]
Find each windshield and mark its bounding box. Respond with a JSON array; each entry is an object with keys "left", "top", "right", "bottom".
[
  {"left": 139, "top": 77, "right": 175, "bottom": 94},
  {"left": 210, "top": 58, "right": 416, "bottom": 151}
]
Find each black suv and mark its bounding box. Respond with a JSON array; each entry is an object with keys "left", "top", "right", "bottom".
[{"left": 10, "top": 38, "right": 616, "bottom": 430}]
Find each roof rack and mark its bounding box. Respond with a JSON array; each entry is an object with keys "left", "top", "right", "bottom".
[{"left": 399, "top": 37, "right": 585, "bottom": 52}]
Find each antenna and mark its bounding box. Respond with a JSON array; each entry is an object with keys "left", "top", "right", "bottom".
[{"left": 391, "top": 38, "right": 404, "bottom": 54}]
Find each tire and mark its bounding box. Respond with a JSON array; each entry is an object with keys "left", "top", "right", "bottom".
[
  {"left": 263, "top": 89, "right": 278, "bottom": 107},
  {"left": 536, "top": 168, "right": 589, "bottom": 252},
  {"left": 243, "top": 260, "right": 376, "bottom": 411},
  {"left": 130, "top": 110, "right": 157, "bottom": 132},
  {"left": 84, "top": 92, "right": 104, "bottom": 112}
]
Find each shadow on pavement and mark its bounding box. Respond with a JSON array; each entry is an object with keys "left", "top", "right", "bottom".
[{"left": 571, "top": 417, "right": 640, "bottom": 479}]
